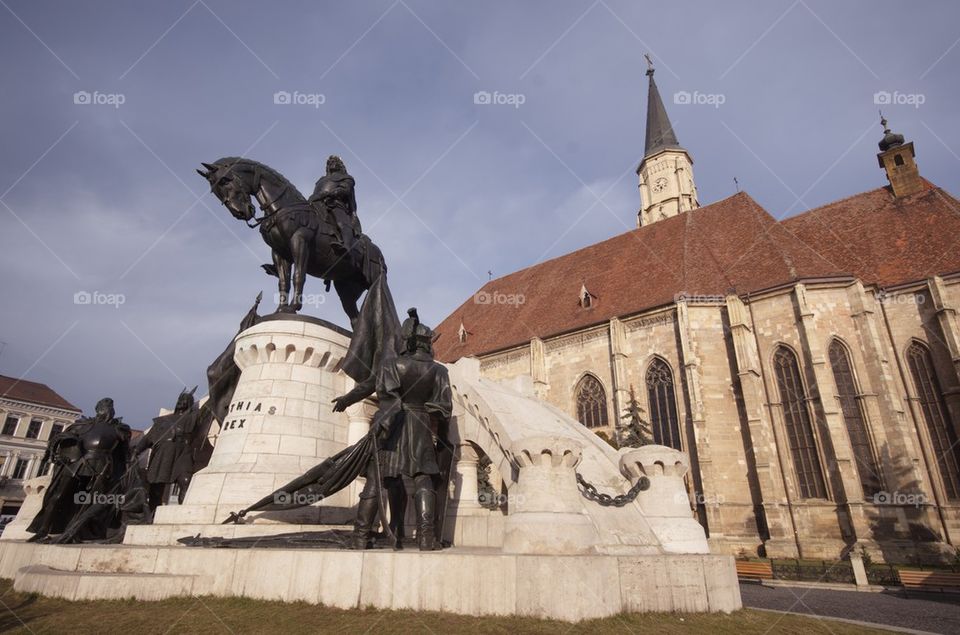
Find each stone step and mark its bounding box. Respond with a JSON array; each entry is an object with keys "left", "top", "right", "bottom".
[{"left": 14, "top": 564, "right": 196, "bottom": 601}]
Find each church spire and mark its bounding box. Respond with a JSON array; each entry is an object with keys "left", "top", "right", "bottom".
[
  {"left": 636, "top": 55, "right": 699, "bottom": 228},
  {"left": 643, "top": 55, "right": 682, "bottom": 157}
]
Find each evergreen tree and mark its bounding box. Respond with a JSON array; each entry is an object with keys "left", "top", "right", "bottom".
[{"left": 619, "top": 385, "right": 653, "bottom": 448}]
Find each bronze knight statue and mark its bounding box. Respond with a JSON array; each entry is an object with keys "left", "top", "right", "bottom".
[
  {"left": 27, "top": 398, "right": 131, "bottom": 542},
  {"left": 135, "top": 387, "right": 208, "bottom": 512},
  {"left": 309, "top": 155, "right": 362, "bottom": 258},
  {"left": 350, "top": 308, "right": 453, "bottom": 551}
]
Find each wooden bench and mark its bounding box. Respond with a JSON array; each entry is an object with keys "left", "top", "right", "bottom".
[
  {"left": 898, "top": 569, "right": 960, "bottom": 593},
  {"left": 735, "top": 560, "right": 773, "bottom": 581}
]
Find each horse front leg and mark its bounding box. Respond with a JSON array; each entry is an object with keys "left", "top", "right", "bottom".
[
  {"left": 273, "top": 251, "right": 293, "bottom": 312},
  {"left": 289, "top": 233, "right": 309, "bottom": 313}
]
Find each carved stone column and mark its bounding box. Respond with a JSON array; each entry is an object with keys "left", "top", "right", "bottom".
[
  {"left": 450, "top": 443, "right": 483, "bottom": 514},
  {"left": 502, "top": 436, "right": 600, "bottom": 554},
  {"left": 620, "top": 445, "right": 709, "bottom": 553},
  {"left": 529, "top": 337, "right": 549, "bottom": 400}
]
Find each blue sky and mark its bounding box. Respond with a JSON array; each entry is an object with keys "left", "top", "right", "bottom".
[{"left": 1, "top": 0, "right": 958, "bottom": 427}]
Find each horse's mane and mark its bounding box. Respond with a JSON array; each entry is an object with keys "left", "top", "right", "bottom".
[{"left": 214, "top": 156, "right": 298, "bottom": 193}]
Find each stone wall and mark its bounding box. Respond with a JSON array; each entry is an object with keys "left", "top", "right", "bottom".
[{"left": 475, "top": 276, "right": 960, "bottom": 563}]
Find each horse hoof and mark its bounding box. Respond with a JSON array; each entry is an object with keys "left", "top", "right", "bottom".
[{"left": 277, "top": 305, "right": 297, "bottom": 314}]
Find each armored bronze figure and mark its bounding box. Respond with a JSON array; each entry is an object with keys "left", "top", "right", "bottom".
[
  {"left": 27, "top": 398, "right": 131, "bottom": 542},
  {"left": 309, "top": 155, "right": 362, "bottom": 258},
  {"left": 135, "top": 387, "right": 207, "bottom": 512},
  {"left": 351, "top": 309, "right": 452, "bottom": 551}
]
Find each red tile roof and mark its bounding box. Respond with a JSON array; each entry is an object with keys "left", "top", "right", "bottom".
[
  {"left": 781, "top": 181, "right": 960, "bottom": 288},
  {"left": 435, "top": 183, "right": 960, "bottom": 362},
  {"left": 0, "top": 375, "right": 81, "bottom": 413}
]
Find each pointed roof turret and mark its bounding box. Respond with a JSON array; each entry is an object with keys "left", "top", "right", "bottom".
[{"left": 643, "top": 55, "right": 684, "bottom": 157}]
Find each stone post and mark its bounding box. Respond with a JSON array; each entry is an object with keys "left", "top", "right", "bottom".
[
  {"left": 501, "top": 436, "right": 600, "bottom": 554},
  {"left": 850, "top": 551, "right": 870, "bottom": 588},
  {"left": 620, "top": 445, "right": 709, "bottom": 554},
  {"left": 154, "top": 316, "right": 355, "bottom": 526}
]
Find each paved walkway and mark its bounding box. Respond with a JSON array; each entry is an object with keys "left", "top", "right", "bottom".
[{"left": 740, "top": 583, "right": 960, "bottom": 634}]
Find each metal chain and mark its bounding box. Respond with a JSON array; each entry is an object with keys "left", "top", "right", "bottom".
[{"left": 575, "top": 472, "right": 650, "bottom": 507}]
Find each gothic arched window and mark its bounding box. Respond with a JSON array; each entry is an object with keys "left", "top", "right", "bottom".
[
  {"left": 828, "top": 340, "right": 882, "bottom": 497},
  {"left": 907, "top": 341, "right": 960, "bottom": 500},
  {"left": 575, "top": 374, "right": 608, "bottom": 429},
  {"left": 646, "top": 358, "right": 681, "bottom": 449},
  {"left": 773, "top": 346, "right": 828, "bottom": 499}
]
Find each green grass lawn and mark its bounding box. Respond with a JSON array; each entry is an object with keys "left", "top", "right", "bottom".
[{"left": 0, "top": 580, "right": 892, "bottom": 634}]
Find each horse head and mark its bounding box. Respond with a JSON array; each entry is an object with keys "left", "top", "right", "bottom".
[{"left": 197, "top": 159, "right": 257, "bottom": 224}]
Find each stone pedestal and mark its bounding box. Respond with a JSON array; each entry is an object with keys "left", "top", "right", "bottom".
[
  {"left": 502, "top": 436, "right": 600, "bottom": 554},
  {"left": 154, "top": 316, "right": 355, "bottom": 526},
  {"left": 620, "top": 445, "right": 709, "bottom": 554}
]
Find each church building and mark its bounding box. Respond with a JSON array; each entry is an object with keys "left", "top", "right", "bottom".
[{"left": 434, "top": 63, "right": 960, "bottom": 563}]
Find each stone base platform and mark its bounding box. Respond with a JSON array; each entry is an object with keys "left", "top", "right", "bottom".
[
  {"left": 0, "top": 541, "right": 740, "bottom": 621},
  {"left": 15, "top": 565, "right": 196, "bottom": 601}
]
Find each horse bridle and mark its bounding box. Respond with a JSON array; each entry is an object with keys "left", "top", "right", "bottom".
[{"left": 222, "top": 162, "right": 290, "bottom": 229}]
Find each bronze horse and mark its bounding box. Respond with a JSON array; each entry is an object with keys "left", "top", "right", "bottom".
[{"left": 197, "top": 157, "right": 384, "bottom": 321}]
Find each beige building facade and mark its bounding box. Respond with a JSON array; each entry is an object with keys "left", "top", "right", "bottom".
[
  {"left": 436, "top": 67, "right": 960, "bottom": 564},
  {"left": 0, "top": 375, "right": 81, "bottom": 523}
]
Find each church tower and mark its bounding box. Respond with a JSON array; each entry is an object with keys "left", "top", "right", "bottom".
[
  {"left": 876, "top": 114, "right": 924, "bottom": 198},
  {"left": 637, "top": 57, "right": 699, "bottom": 227}
]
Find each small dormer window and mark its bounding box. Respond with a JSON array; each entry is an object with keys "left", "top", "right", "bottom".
[
  {"left": 579, "top": 284, "right": 595, "bottom": 308},
  {"left": 458, "top": 321, "right": 468, "bottom": 343}
]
